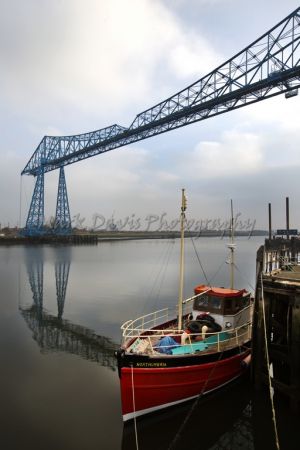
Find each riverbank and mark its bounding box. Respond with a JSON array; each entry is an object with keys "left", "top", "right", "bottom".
[{"left": 0, "top": 229, "right": 268, "bottom": 245}]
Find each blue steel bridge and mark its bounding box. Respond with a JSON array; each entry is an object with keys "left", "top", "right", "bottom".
[{"left": 21, "top": 7, "right": 300, "bottom": 236}]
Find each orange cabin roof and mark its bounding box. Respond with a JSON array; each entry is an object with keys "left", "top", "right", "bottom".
[{"left": 194, "top": 284, "right": 246, "bottom": 298}]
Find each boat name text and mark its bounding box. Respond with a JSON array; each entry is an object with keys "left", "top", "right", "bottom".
[{"left": 135, "top": 362, "right": 167, "bottom": 367}]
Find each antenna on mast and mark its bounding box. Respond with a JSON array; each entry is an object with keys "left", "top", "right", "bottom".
[
  {"left": 178, "top": 188, "right": 187, "bottom": 331},
  {"left": 227, "top": 199, "right": 236, "bottom": 290}
]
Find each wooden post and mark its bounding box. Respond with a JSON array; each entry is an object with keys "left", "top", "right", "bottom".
[
  {"left": 290, "top": 294, "right": 300, "bottom": 412},
  {"left": 268, "top": 203, "right": 272, "bottom": 240},
  {"left": 253, "top": 238, "right": 300, "bottom": 413},
  {"left": 286, "top": 196, "right": 290, "bottom": 240},
  {"left": 251, "top": 245, "right": 265, "bottom": 389}
]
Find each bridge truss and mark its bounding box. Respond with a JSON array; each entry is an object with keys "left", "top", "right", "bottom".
[{"left": 21, "top": 7, "right": 300, "bottom": 235}]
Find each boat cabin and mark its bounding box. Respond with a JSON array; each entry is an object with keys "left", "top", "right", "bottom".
[{"left": 191, "top": 285, "right": 251, "bottom": 330}]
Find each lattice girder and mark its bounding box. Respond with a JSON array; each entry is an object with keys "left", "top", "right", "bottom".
[{"left": 21, "top": 8, "right": 300, "bottom": 176}]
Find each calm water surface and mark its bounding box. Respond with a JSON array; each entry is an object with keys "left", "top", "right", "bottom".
[{"left": 0, "top": 237, "right": 298, "bottom": 450}]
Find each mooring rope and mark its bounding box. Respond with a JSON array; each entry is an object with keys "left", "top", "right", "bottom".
[
  {"left": 260, "top": 274, "right": 280, "bottom": 450},
  {"left": 167, "top": 350, "right": 224, "bottom": 450},
  {"left": 131, "top": 364, "right": 139, "bottom": 450}
]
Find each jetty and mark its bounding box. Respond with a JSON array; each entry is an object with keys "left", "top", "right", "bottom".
[{"left": 252, "top": 201, "right": 300, "bottom": 413}]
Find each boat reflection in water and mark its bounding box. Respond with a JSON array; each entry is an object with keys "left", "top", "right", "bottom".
[
  {"left": 122, "top": 377, "right": 254, "bottom": 450},
  {"left": 20, "top": 247, "right": 118, "bottom": 370}
]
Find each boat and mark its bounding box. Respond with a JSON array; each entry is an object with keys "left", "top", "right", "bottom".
[{"left": 115, "top": 191, "right": 252, "bottom": 422}]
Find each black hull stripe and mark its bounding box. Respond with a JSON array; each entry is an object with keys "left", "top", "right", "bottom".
[{"left": 116, "top": 342, "right": 251, "bottom": 372}]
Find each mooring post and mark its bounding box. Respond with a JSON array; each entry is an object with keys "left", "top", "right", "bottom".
[
  {"left": 286, "top": 196, "right": 290, "bottom": 239},
  {"left": 268, "top": 203, "right": 272, "bottom": 240},
  {"left": 290, "top": 294, "right": 300, "bottom": 412},
  {"left": 253, "top": 237, "right": 300, "bottom": 413},
  {"left": 251, "top": 245, "right": 265, "bottom": 389}
]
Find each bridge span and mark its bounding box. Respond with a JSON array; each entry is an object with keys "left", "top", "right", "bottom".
[{"left": 21, "top": 8, "right": 300, "bottom": 236}]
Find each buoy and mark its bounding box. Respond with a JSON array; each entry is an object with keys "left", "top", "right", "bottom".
[{"left": 241, "top": 353, "right": 251, "bottom": 369}]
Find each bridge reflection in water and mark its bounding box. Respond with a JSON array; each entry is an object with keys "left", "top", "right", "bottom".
[{"left": 20, "top": 247, "right": 118, "bottom": 371}]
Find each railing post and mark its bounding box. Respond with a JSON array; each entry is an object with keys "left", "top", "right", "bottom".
[
  {"left": 148, "top": 336, "right": 153, "bottom": 355},
  {"left": 188, "top": 335, "right": 192, "bottom": 352}
]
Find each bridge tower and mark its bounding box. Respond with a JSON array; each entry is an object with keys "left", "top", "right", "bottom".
[
  {"left": 55, "top": 167, "right": 72, "bottom": 234},
  {"left": 24, "top": 166, "right": 45, "bottom": 236},
  {"left": 23, "top": 166, "right": 72, "bottom": 236}
]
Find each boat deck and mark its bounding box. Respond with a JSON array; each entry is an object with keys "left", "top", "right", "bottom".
[{"left": 126, "top": 323, "right": 251, "bottom": 357}]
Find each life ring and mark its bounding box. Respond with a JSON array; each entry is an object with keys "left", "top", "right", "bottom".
[
  {"left": 195, "top": 315, "right": 222, "bottom": 332},
  {"left": 241, "top": 353, "right": 251, "bottom": 369},
  {"left": 199, "top": 320, "right": 222, "bottom": 332},
  {"left": 181, "top": 321, "right": 202, "bottom": 345},
  {"left": 187, "top": 321, "right": 202, "bottom": 333}
]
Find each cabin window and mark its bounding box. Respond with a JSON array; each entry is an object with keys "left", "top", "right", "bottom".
[
  {"left": 193, "top": 295, "right": 223, "bottom": 313},
  {"left": 224, "top": 295, "right": 250, "bottom": 314},
  {"left": 210, "top": 296, "right": 222, "bottom": 310},
  {"left": 194, "top": 295, "right": 210, "bottom": 310},
  {"left": 224, "top": 298, "right": 237, "bottom": 314}
]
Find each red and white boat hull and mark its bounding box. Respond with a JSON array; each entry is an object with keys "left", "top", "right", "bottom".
[{"left": 117, "top": 348, "right": 250, "bottom": 421}]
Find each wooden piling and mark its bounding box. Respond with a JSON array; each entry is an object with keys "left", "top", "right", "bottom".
[
  {"left": 268, "top": 203, "right": 272, "bottom": 240},
  {"left": 252, "top": 237, "right": 300, "bottom": 413},
  {"left": 286, "top": 197, "right": 290, "bottom": 239}
]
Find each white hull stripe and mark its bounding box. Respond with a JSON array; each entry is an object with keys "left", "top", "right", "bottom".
[{"left": 123, "top": 374, "right": 240, "bottom": 422}]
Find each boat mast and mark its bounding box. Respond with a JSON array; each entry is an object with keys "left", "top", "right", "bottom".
[
  {"left": 228, "top": 199, "right": 236, "bottom": 290},
  {"left": 178, "top": 188, "right": 187, "bottom": 331}
]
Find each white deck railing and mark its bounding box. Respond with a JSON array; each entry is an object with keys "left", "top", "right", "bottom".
[
  {"left": 121, "top": 301, "right": 252, "bottom": 356},
  {"left": 121, "top": 292, "right": 206, "bottom": 344},
  {"left": 122, "top": 320, "right": 251, "bottom": 356}
]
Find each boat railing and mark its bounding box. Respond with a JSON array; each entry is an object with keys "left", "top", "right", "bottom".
[
  {"left": 121, "top": 292, "right": 210, "bottom": 344},
  {"left": 173, "top": 321, "right": 251, "bottom": 354},
  {"left": 121, "top": 307, "right": 173, "bottom": 341},
  {"left": 263, "top": 246, "right": 300, "bottom": 274},
  {"left": 121, "top": 292, "right": 206, "bottom": 337},
  {"left": 223, "top": 302, "right": 253, "bottom": 323},
  {"left": 122, "top": 317, "right": 252, "bottom": 356}
]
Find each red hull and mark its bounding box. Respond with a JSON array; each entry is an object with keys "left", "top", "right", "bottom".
[{"left": 120, "top": 351, "right": 249, "bottom": 421}]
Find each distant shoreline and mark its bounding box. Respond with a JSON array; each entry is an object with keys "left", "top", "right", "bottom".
[{"left": 0, "top": 229, "right": 268, "bottom": 245}]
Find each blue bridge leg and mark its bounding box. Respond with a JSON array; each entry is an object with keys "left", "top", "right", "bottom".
[
  {"left": 27, "top": 254, "right": 44, "bottom": 321},
  {"left": 23, "top": 167, "right": 45, "bottom": 236},
  {"left": 55, "top": 167, "right": 72, "bottom": 234},
  {"left": 55, "top": 259, "right": 70, "bottom": 319}
]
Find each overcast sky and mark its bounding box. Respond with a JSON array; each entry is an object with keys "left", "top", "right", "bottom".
[{"left": 2, "top": 0, "right": 300, "bottom": 231}]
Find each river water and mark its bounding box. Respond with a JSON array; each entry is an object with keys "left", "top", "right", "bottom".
[{"left": 0, "top": 237, "right": 298, "bottom": 450}]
